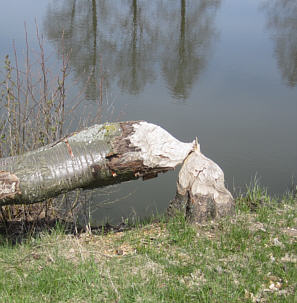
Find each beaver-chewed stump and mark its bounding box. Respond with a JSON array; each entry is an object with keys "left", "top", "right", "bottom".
[{"left": 168, "top": 143, "right": 235, "bottom": 223}]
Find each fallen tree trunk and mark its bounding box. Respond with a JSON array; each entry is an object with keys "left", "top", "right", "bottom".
[{"left": 0, "top": 121, "right": 194, "bottom": 206}]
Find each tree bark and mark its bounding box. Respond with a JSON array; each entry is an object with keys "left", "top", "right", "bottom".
[{"left": 0, "top": 121, "right": 194, "bottom": 206}]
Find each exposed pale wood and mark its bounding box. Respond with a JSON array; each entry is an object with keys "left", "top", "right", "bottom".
[{"left": 0, "top": 171, "right": 21, "bottom": 200}]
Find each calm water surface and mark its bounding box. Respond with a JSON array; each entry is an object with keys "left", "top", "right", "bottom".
[{"left": 1, "top": 0, "right": 296, "bottom": 223}]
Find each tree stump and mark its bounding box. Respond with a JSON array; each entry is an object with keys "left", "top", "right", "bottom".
[{"left": 168, "top": 141, "right": 235, "bottom": 223}]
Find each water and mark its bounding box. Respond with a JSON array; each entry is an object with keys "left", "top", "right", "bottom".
[{"left": 1, "top": 0, "right": 296, "bottom": 224}]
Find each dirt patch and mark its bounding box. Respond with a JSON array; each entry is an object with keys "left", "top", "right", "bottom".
[{"left": 282, "top": 227, "right": 297, "bottom": 238}]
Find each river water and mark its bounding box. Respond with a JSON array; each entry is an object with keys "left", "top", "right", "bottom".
[{"left": 1, "top": 0, "right": 296, "bottom": 224}]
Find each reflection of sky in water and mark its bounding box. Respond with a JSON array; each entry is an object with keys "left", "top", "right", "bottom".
[
  {"left": 0, "top": 0, "right": 48, "bottom": 54},
  {"left": 0, "top": 0, "right": 296, "bottom": 224}
]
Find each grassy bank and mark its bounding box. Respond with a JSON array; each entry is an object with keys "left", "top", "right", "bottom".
[{"left": 0, "top": 187, "right": 296, "bottom": 303}]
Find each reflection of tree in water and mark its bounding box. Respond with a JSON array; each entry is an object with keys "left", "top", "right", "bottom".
[
  {"left": 45, "top": 0, "right": 110, "bottom": 100},
  {"left": 112, "top": 0, "right": 157, "bottom": 94},
  {"left": 45, "top": 0, "right": 158, "bottom": 97},
  {"left": 44, "top": 0, "right": 220, "bottom": 100},
  {"left": 262, "top": 0, "right": 297, "bottom": 87},
  {"left": 161, "top": 0, "right": 221, "bottom": 99}
]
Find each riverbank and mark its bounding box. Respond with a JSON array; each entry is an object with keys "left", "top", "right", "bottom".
[{"left": 0, "top": 186, "right": 296, "bottom": 302}]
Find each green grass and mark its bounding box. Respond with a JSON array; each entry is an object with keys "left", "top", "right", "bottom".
[{"left": 0, "top": 188, "right": 296, "bottom": 302}]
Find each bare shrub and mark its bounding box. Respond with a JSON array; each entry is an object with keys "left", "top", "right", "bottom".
[{"left": 0, "top": 24, "right": 108, "bottom": 228}]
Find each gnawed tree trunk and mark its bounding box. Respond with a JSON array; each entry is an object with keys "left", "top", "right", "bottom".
[
  {"left": 0, "top": 121, "right": 194, "bottom": 206},
  {"left": 167, "top": 144, "right": 235, "bottom": 223},
  {"left": 0, "top": 120, "right": 235, "bottom": 223}
]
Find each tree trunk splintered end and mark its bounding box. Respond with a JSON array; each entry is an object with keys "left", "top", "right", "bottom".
[{"left": 167, "top": 148, "right": 235, "bottom": 223}]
